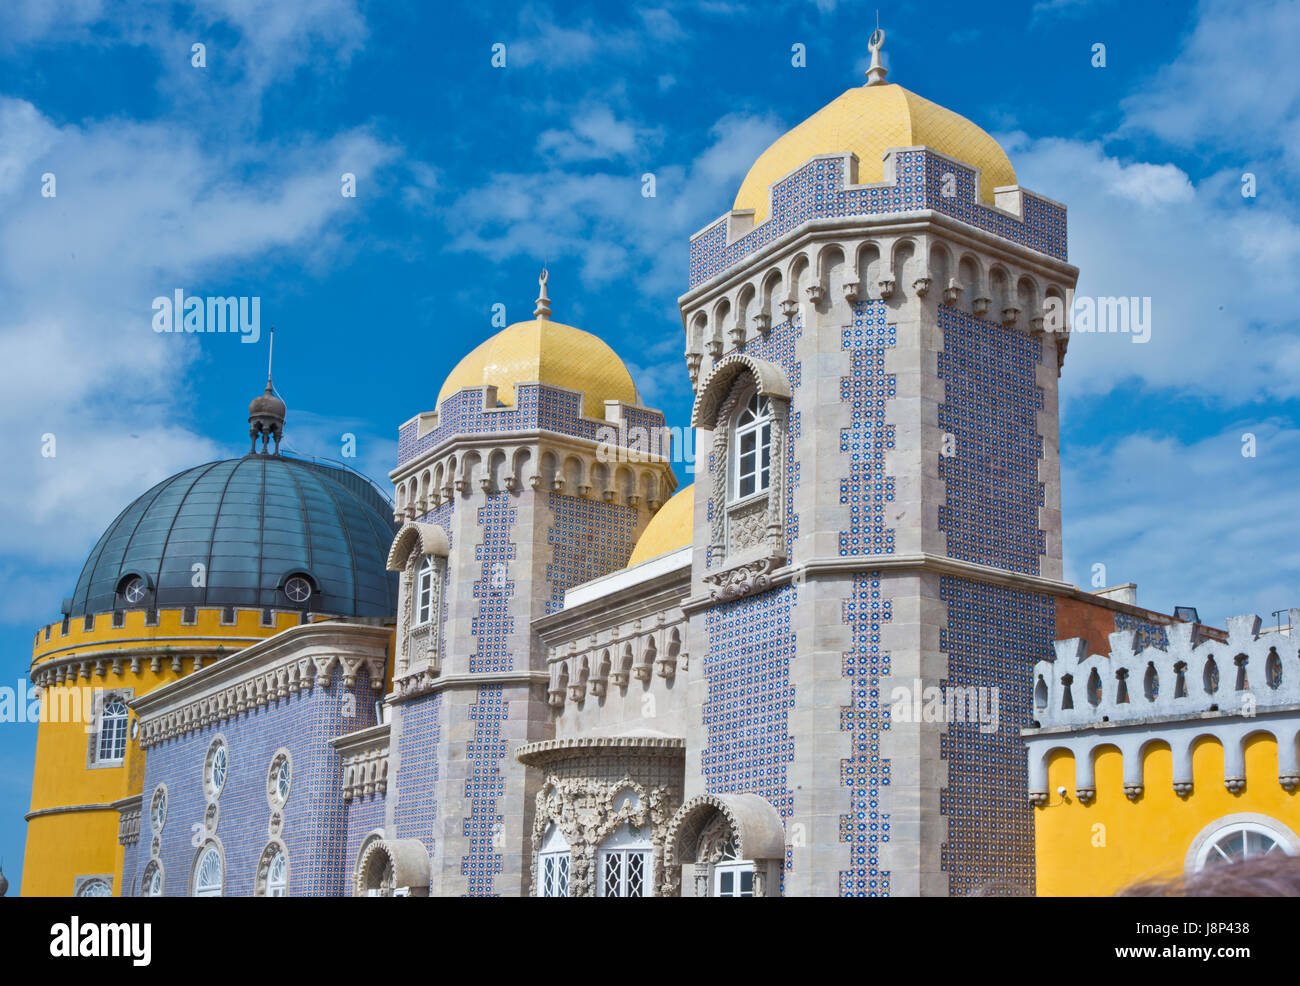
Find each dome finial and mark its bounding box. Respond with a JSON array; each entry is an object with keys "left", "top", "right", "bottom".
[
  {"left": 865, "top": 22, "right": 888, "bottom": 86},
  {"left": 534, "top": 265, "right": 552, "bottom": 320},
  {"left": 248, "top": 327, "right": 287, "bottom": 455}
]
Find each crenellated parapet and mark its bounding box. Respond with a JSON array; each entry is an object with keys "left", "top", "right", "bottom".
[
  {"left": 688, "top": 148, "right": 1067, "bottom": 291},
  {"left": 391, "top": 383, "right": 676, "bottom": 521},
  {"left": 1024, "top": 612, "right": 1300, "bottom": 804},
  {"left": 680, "top": 156, "right": 1077, "bottom": 391}
]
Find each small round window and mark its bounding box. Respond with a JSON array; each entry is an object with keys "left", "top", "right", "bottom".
[
  {"left": 150, "top": 785, "right": 167, "bottom": 833},
  {"left": 121, "top": 576, "right": 148, "bottom": 605},
  {"left": 267, "top": 752, "right": 291, "bottom": 806},
  {"left": 204, "top": 740, "right": 228, "bottom": 799},
  {"left": 284, "top": 576, "right": 312, "bottom": 603}
]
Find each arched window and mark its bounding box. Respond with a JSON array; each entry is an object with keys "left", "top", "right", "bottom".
[
  {"left": 77, "top": 878, "right": 112, "bottom": 897},
  {"left": 257, "top": 844, "right": 288, "bottom": 897},
  {"left": 205, "top": 740, "right": 228, "bottom": 799},
  {"left": 97, "top": 699, "right": 128, "bottom": 762},
  {"left": 192, "top": 844, "right": 223, "bottom": 897},
  {"left": 416, "top": 557, "right": 435, "bottom": 625},
  {"left": 1195, "top": 820, "right": 1296, "bottom": 871},
  {"left": 268, "top": 752, "right": 291, "bottom": 807},
  {"left": 538, "top": 824, "right": 570, "bottom": 898},
  {"left": 141, "top": 861, "right": 163, "bottom": 897},
  {"left": 732, "top": 392, "right": 772, "bottom": 501},
  {"left": 597, "top": 822, "right": 653, "bottom": 898}
]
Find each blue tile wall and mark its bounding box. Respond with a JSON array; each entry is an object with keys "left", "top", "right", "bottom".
[
  {"left": 839, "top": 301, "right": 897, "bottom": 557},
  {"left": 393, "top": 692, "right": 442, "bottom": 869},
  {"left": 689, "top": 150, "right": 1067, "bottom": 288},
  {"left": 937, "top": 305, "right": 1045, "bottom": 575},
  {"left": 545, "top": 493, "right": 638, "bottom": 614},
  {"left": 344, "top": 790, "right": 386, "bottom": 886},
  {"left": 471, "top": 494, "right": 516, "bottom": 674},
  {"left": 461, "top": 685, "right": 507, "bottom": 896},
  {"left": 840, "top": 572, "right": 893, "bottom": 896},
  {"left": 701, "top": 586, "right": 797, "bottom": 861},
  {"left": 939, "top": 577, "right": 1053, "bottom": 896},
  {"left": 134, "top": 670, "right": 377, "bottom": 897}
]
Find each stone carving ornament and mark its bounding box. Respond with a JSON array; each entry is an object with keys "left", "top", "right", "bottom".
[{"left": 530, "top": 774, "right": 680, "bottom": 897}]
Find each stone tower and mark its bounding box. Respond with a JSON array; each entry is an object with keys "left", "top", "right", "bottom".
[
  {"left": 677, "top": 31, "right": 1078, "bottom": 896},
  {"left": 383, "top": 274, "right": 677, "bottom": 895}
]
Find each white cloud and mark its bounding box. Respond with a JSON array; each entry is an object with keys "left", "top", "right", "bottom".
[
  {"left": 537, "top": 106, "right": 660, "bottom": 163},
  {"left": 1005, "top": 134, "right": 1300, "bottom": 403},
  {"left": 1063, "top": 421, "right": 1300, "bottom": 627},
  {"left": 0, "top": 96, "right": 400, "bottom": 603}
]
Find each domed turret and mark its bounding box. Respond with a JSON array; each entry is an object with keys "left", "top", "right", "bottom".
[
  {"left": 436, "top": 271, "right": 639, "bottom": 417},
  {"left": 732, "top": 29, "right": 1016, "bottom": 226}
]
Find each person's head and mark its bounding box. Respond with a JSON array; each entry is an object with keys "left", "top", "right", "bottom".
[{"left": 1119, "top": 855, "right": 1300, "bottom": 897}]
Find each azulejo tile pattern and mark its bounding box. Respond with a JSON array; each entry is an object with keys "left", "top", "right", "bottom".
[
  {"left": 461, "top": 685, "right": 508, "bottom": 896},
  {"left": 939, "top": 577, "right": 1053, "bottom": 896},
  {"left": 840, "top": 301, "right": 897, "bottom": 557},
  {"left": 136, "top": 672, "right": 376, "bottom": 896},
  {"left": 472, "top": 494, "right": 516, "bottom": 674},
  {"left": 840, "top": 573, "right": 893, "bottom": 896},
  {"left": 937, "top": 305, "right": 1045, "bottom": 575},
  {"left": 1114, "top": 611, "right": 1171, "bottom": 651},
  {"left": 397, "top": 383, "right": 667, "bottom": 466},
  {"left": 545, "top": 493, "right": 638, "bottom": 614},
  {"left": 393, "top": 693, "right": 442, "bottom": 868},
  {"left": 689, "top": 150, "right": 1067, "bottom": 287},
  {"left": 701, "top": 587, "right": 797, "bottom": 835}
]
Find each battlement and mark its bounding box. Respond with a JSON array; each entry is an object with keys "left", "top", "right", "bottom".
[
  {"left": 687, "top": 147, "right": 1067, "bottom": 289},
  {"left": 1031, "top": 610, "right": 1300, "bottom": 732}
]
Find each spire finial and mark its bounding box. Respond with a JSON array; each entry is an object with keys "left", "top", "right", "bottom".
[
  {"left": 534, "top": 266, "right": 552, "bottom": 320},
  {"left": 865, "top": 24, "right": 888, "bottom": 86},
  {"left": 249, "top": 329, "right": 286, "bottom": 456}
]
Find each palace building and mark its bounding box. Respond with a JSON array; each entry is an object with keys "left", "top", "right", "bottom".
[{"left": 20, "top": 31, "right": 1297, "bottom": 897}]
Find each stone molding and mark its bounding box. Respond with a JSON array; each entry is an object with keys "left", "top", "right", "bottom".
[
  {"left": 528, "top": 769, "right": 682, "bottom": 898},
  {"left": 516, "top": 734, "right": 685, "bottom": 765},
  {"left": 114, "top": 794, "right": 142, "bottom": 846},
  {"left": 544, "top": 611, "right": 688, "bottom": 709},
  {"left": 333, "top": 724, "right": 391, "bottom": 802}
]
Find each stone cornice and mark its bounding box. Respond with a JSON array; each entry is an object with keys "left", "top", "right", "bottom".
[
  {"left": 26, "top": 802, "right": 117, "bottom": 821},
  {"left": 1022, "top": 702, "right": 1300, "bottom": 739},
  {"left": 680, "top": 553, "right": 1215, "bottom": 625},
  {"left": 330, "top": 721, "right": 390, "bottom": 754},
  {"left": 387, "top": 669, "right": 549, "bottom": 705},
  {"left": 516, "top": 733, "right": 686, "bottom": 766},
  {"left": 677, "top": 209, "right": 1080, "bottom": 311},
  {"left": 132, "top": 622, "right": 391, "bottom": 748}
]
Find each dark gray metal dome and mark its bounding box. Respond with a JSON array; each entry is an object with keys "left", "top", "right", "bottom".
[{"left": 69, "top": 456, "right": 398, "bottom": 618}]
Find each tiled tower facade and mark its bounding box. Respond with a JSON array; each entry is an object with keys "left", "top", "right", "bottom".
[
  {"left": 385, "top": 364, "right": 676, "bottom": 895},
  {"left": 677, "top": 65, "right": 1079, "bottom": 892}
]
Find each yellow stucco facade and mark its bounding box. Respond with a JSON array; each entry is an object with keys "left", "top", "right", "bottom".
[
  {"left": 21, "top": 606, "right": 315, "bottom": 896},
  {"left": 1035, "top": 735, "right": 1300, "bottom": 896}
]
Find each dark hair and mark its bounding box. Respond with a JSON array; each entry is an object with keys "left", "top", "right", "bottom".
[{"left": 1119, "top": 855, "right": 1300, "bottom": 897}]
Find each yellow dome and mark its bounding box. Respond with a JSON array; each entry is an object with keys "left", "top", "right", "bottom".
[
  {"left": 628, "top": 484, "right": 694, "bottom": 566},
  {"left": 733, "top": 83, "right": 1016, "bottom": 226},
  {"left": 437, "top": 318, "right": 638, "bottom": 418}
]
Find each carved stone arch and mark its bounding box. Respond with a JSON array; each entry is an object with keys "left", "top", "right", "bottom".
[
  {"left": 758, "top": 267, "right": 784, "bottom": 326},
  {"left": 459, "top": 450, "right": 482, "bottom": 493},
  {"left": 510, "top": 446, "right": 531, "bottom": 491},
  {"left": 988, "top": 264, "right": 1014, "bottom": 322},
  {"left": 691, "top": 354, "right": 791, "bottom": 430},
  {"left": 485, "top": 447, "right": 507, "bottom": 492},
  {"left": 614, "top": 465, "right": 636, "bottom": 504},
  {"left": 1016, "top": 272, "right": 1040, "bottom": 322},
  {"left": 930, "top": 240, "right": 954, "bottom": 300},
  {"left": 386, "top": 522, "right": 451, "bottom": 571},
  {"left": 539, "top": 449, "right": 559, "bottom": 490},
  {"left": 958, "top": 253, "right": 986, "bottom": 314},
  {"left": 734, "top": 281, "right": 757, "bottom": 339},
  {"left": 811, "top": 242, "right": 845, "bottom": 307},
  {"left": 890, "top": 237, "right": 917, "bottom": 296},
  {"left": 712, "top": 295, "right": 733, "bottom": 347},
  {"left": 354, "top": 837, "right": 430, "bottom": 897},
  {"left": 562, "top": 454, "right": 585, "bottom": 496},
  {"left": 665, "top": 792, "right": 785, "bottom": 897},
  {"left": 785, "top": 252, "right": 811, "bottom": 312}
]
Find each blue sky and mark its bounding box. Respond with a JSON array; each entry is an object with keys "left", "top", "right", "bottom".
[{"left": 2, "top": 0, "right": 1297, "bottom": 891}]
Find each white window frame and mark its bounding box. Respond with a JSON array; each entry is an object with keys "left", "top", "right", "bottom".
[
  {"left": 731, "top": 391, "right": 772, "bottom": 503},
  {"left": 263, "top": 846, "right": 288, "bottom": 897},
  {"left": 192, "top": 844, "right": 223, "bottom": 897},
  {"left": 713, "top": 861, "right": 756, "bottom": 897},
  {"left": 97, "top": 698, "right": 129, "bottom": 763},
  {"left": 76, "top": 877, "right": 112, "bottom": 897},
  {"left": 416, "top": 557, "right": 435, "bottom": 625},
  {"left": 596, "top": 822, "right": 653, "bottom": 897},
  {"left": 1194, "top": 820, "right": 1296, "bottom": 871},
  {"left": 538, "top": 824, "right": 570, "bottom": 898}
]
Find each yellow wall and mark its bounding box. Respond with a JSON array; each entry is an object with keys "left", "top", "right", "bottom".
[
  {"left": 1035, "top": 734, "right": 1300, "bottom": 896},
  {"left": 21, "top": 606, "right": 309, "bottom": 897}
]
